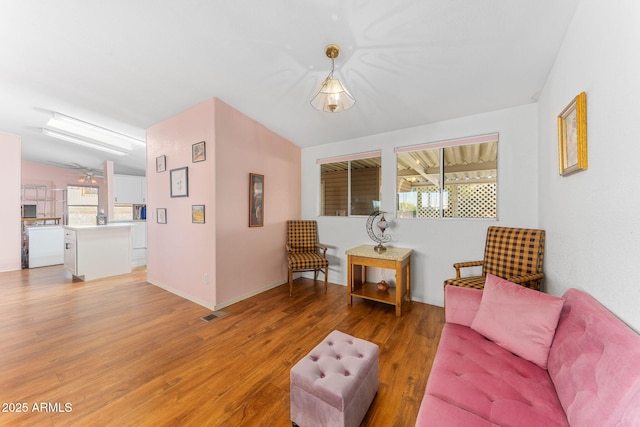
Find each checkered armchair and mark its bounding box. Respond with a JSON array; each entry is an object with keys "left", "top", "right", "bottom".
[
  {"left": 444, "top": 226, "right": 545, "bottom": 291},
  {"left": 286, "top": 220, "right": 329, "bottom": 296}
]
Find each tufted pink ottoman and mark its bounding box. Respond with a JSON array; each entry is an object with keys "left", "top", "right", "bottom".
[{"left": 290, "top": 330, "right": 379, "bottom": 427}]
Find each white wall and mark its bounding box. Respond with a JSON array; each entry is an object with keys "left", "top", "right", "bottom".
[
  {"left": 0, "top": 131, "right": 21, "bottom": 272},
  {"left": 302, "top": 103, "right": 539, "bottom": 307},
  {"left": 538, "top": 0, "right": 640, "bottom": 331}
]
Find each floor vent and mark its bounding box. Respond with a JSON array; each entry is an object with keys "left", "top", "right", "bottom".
[
  {"left": 201, "top": 313, "right": 218, "bottom": 322},
  {"left": 200, "top": 310, "right": 230, "bottom": 322}
]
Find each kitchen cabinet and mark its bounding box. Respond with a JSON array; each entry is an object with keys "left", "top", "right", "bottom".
[
  {"left": 130, "top": 221, "right": 147, "bottom": 267},
  {"left": 63, "top": 224, "right": 131, "bottom": 281},
  {"left": 113, "top": 175, "right": 146, "bottom": 204},
  {"left": 64, "top": 229, "right": 76, "bottom": 273}
]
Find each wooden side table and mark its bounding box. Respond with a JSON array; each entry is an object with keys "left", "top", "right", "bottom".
[{"left": 345, "top": 245, "right": 413, "bottom": 317}]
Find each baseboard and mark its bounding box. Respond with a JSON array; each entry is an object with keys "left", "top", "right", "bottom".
[
  {"left": 147, "top": 278, "right": 288, "bottom": 312},
  {"left": 147, "top": 278, "right": 217, "bottom": 311},
  {"left": 214, "top": 280, "right": 287, "bottom": 310}
]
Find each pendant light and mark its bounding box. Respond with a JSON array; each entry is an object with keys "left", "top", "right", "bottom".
[{"left": 310, "top": 44, "right": 355, "bottom": 112}]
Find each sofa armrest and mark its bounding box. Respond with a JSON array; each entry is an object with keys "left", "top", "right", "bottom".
[{"left": 444, "top": 285, "right": 483, "bottom": 327}]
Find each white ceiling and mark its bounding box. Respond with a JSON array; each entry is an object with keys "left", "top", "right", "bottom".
[{"left": 0, "top": 0, "right": 579, "bottom": 176}]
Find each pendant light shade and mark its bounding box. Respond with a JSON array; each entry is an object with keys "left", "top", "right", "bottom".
[{"left": 310, "top": 44, "right": 355, "bottom": 113}]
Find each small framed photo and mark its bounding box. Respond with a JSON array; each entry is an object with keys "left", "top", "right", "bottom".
[
  {"left": 192, "top": 141, "right": 206, "bottom": 163},
  {"left": 249, "top": 173, "right": 264, "bottom": 227},
  {"left": 558, "top": 92, "right": 587, "bottom": 176},
  {"left": 157, "top": 208, "right": 167, "bottom": 224},
  {"left": 170, "top": 166, "right": 189, "bottom": 197},
  {"left": 192, "top": 205, "right": 205, "bottom": 224},
  {"left": 156, "top": 155, "right": 166, "bottom": 173}
]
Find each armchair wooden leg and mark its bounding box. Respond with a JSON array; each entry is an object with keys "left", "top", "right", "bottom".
[
  {"left": 324, "top": 268, "right": 328, "bottom": 293},
  {"left": 288, "top": 269, "right": 293, "bottom": 296}
]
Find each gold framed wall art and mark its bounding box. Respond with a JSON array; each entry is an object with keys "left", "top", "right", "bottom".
[
  {"left": 192, "top": 205, "right": 205, "bottom": 224},
  {"left": 558, "top": 91, "right": 587, "bottom": 176}
]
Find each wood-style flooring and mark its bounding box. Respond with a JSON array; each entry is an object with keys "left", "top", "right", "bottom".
[{"left": 0, "top": 266, "right": 444, "bottom": 426}]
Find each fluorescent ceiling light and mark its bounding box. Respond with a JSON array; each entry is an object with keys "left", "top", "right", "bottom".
[
  {"left": 46, "top": 112, "right": 145, "bottom": 151},
  {"left": 41, "top": 128, "right": 127, "bottom": 156}
]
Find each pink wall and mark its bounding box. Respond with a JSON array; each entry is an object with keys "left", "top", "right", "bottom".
[
  {"left": 146, "top": 98, "right": 217, "bottom": 307},
  {"left": 145, "top": 98, "right": 301, "bottom": 309},
  {"left": 214, "top": 99, "right": 301, "bottom": 304},
  {"left": 0, "top": 131, "right": 21, "bottom": 272},
  {"left": 21, "top": 161, "right": 107, "bottom": 218}
]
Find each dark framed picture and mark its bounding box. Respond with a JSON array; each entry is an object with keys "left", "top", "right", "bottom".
[
  {"left": 249, "top": 173, "right": 264, "bottom": 227},
  {"left": 157, "top": 208, "right": 167, "bottom": 224},
  {"left": 192, "top": 141, "right": 206, "bottom": 162},
  {"left": 156, "top": 155, "right": 166, "bottom": 172},
  {"left": 170, "top": 167, "right": 189, "bottom": 197},
  {"left": 192, "top": 205, "right": 205, "bottom": 224},
  {"left": 558, "top": 91, "right": 587, "bottom": 176}
]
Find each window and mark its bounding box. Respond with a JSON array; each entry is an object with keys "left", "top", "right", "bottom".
[
  {"left": 396, "top": 134, "right": 498, "bottom": 219},
  {"left": 112, "top": 205, "right": 134, "bottom": 221},
  {"left": 67, "top": 185, "right": 99, "bottom": 226},
  {"left": 319, "top": 151, "right": 381, "bottom": 216}
]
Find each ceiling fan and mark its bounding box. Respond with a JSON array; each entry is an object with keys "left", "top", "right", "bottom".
[{"left": 48, "top": 161, "right": 104, "bottom": 184}]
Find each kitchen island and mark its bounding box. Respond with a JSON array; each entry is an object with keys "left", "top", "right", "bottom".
[{"left": 63, "top": 224, "right": 131, "bottom": 281}]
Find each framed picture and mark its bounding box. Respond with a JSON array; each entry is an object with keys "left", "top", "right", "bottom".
[
  {"left": 192, "top": 141, "right": 206, "bottom": 162},
  {"left": 156, "top": 155, "right": 166, "bottom": 172},
  {"left": 249, "top": 173, "right": 264, "bottom": 227},
  {"left": 157, "top": 208, "right": 167, "bottom": 224},
  {"left": 192, "top": 205, "right": 205, "bottom": 224},
  {"left": 170, "top": 167, "right": 189, "bottom": 197},
  {"left": 558, "top": 91, "right": 587, "bottom": 176}
]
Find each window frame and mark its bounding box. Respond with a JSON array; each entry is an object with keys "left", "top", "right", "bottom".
[
  {"left": 317, "top": 150, "right": 382, "bottom": 217},
  {"left": 395, "top": 133, "right": 498, "bottom": 220},
  {"left": 66, "top": 185, "right": 100, "bottom": 226}
]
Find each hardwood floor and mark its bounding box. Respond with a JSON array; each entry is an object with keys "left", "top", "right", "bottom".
[{"left": 0, "top": 266, "right": 444, "bottom": 427}]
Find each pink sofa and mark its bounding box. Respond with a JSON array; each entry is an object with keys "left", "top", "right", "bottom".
[{"left": 416, "top": 284, "right": 640, "bottom": 426}]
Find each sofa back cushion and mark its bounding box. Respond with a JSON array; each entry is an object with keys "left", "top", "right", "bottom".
[
  {"left": 470, "top": 274, "right": 564, "bottom": 369},
  {"left": 548, "top": 288, "right": 640, "bottom": 427},
  {"left": 444, "top": 285, "right": 483, "bottom": 327}
]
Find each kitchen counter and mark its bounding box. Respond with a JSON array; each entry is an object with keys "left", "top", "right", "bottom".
[
  {"left": 63, "top": 224, "right": 131, "bottom": 281},
  {"left": 63, "top": 223, "right": 132, "bottom": 230}
]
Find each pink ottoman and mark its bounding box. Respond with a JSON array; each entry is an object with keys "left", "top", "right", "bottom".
[{"left": 290, "top": 330, "right": 378, "bottom": 427}]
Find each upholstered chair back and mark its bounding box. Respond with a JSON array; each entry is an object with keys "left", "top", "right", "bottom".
[
  {"left": 287, "top": 220, "right": 319, "bottom": 253},
  {"left": 482, "top": 226, "right": 545, "bottom": 280}
]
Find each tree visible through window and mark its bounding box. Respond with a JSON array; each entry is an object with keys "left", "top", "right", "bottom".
[{"left": 396, "top": 136, "right": 497, "bottom": 219}]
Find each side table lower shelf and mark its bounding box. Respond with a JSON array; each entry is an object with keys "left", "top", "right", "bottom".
[
  {"left": 346, "top": 245, "right": 413, "bottom": 317},
  {"left": 351, "top": 282, "right": 398, "bottom": 304}
]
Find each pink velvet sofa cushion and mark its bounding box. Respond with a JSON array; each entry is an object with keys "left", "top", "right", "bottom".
[
  {"left": 547, "top": 288, "right": 640, "bottom": 427},
  {"left": 471, "top": 274, "right": 564, "bottom": 369},
  {"left": 416, "top": 322, "right": 568, "bottom": 427},
  {"left": 418, "top": 286, "right": 640, "bottom": 426},
  {"left": 444, "top": 285, "right": 483, "bottom": 327}
]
